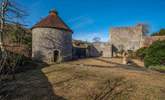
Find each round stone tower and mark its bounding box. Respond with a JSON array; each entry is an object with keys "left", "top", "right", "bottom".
[{"left": 32, "top": 9, "right": 73, "bottom": 63}]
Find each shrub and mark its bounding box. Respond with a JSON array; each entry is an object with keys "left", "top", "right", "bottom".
[
  {"left": 0, "top": 51, "right": 32, "bottom": 76},
  {"left": 144, "top": 40, "right": 165, "bottom": 68},
  {"left": 136, "top": 47, "right": 148, "bottom": 60}
]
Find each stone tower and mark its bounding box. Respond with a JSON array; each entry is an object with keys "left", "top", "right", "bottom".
[
  {"left": 32, "top": 9, "right": 73, "bottom": 63},
  {"left": 110, "top": 24, "right": 146, "bottom": 56}
]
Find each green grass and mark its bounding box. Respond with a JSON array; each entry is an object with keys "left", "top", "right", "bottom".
[{"left": 149, "top": 65, "right": 165, "bottom": 72}]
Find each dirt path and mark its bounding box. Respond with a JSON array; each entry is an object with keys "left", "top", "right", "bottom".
[{"left": 1, "top": 58, "right": 165, "bottom": 100}]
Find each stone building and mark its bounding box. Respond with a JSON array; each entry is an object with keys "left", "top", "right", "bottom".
[
  {"left": 32, "top": 10, "right": 73, "bottom": 63},
  {"left": 72, "top": 40, "right": 90, "bottom": 59},
  {"left": 110, "top": 24, "right": 147, "bottom": 56},
  {"left": 90, "top": 42, "right": 112, "bottom": 58},
  {"left": 72, "top": 40, "right": 112, "bottom": 58}
]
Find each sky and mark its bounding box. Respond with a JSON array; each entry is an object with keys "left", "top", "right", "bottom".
[{"left": 18, "top": 0, "right": 165, "bottom": 42}]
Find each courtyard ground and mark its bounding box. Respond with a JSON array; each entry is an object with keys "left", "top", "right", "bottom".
[{"left": 1, "top": 58, "right": 165, "bottom": 100}]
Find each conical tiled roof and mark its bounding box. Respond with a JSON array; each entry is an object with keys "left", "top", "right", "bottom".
[{"left": 32, "top": 10, "right": 73, "bottom": 33}]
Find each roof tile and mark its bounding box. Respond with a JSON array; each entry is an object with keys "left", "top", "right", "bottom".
[{"left": 32, "top": 10, "right": 73, "bottom": 33}]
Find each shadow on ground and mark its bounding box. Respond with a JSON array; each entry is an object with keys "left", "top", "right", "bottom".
[
  {"left": 72, "top": 58, "right": 148, "bottom": 72},
  {"left": 0, "top": 62, "right": 66, "bottom": 100}
]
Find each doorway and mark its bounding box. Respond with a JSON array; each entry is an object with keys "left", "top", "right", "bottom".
[{"left": 53, "top": 50, "right": 60, "bottom": 62}]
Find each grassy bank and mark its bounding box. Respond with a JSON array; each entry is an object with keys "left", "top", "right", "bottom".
[{"left": 149, "top": 65, "right": 165, "bottom": 73}]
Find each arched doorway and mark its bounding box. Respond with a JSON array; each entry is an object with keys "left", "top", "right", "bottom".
[{"left": 53, "top": 50, "right": 60, "bottom": 62}]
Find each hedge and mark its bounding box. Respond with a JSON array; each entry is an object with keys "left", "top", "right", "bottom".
[{"left": 144, "top": 40, "right": 165, "bottom": 68}]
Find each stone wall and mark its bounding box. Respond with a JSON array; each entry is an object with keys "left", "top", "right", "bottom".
[
  {"left": 90, "top": 42, "right": 112, "bottom": 58},
  {"left": 110, "top": 24, "right": 145, "bottom": 53},
  {"left": 32, "top": 28, "right": 72, "bottom": 63},
  {"left": 142, "top": 36, "right": 165, "bottom": 47}
]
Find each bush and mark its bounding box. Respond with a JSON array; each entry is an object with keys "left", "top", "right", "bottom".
[
  {"left": 0, "top": 51, "right": 32, "bottom": 75},
  {"left": 136, "top": 47, "right": 148, "bottom": 60},
  {"left": 144, "top": 40, "right": 165, "bottom": 68}
]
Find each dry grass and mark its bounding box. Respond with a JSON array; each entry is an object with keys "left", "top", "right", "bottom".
[{"left": 1, "top": 58, "right": 165, "bottom": 100}]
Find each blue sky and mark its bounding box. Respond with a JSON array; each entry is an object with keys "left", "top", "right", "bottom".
[{"left": 19, "top": 0, "right": 165, "bottom": 42}]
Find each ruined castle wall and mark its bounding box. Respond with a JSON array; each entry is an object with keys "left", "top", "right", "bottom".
[
  {"left": 32, "top": 28, "right": 72, "bottom": 63},
  {"left": 142, "top": 36, "right": 165, "bottom": 47},
  {"left": 90, "top": 43, "right": 112, "bottom": 58},
  {"left": 110, "top": 25, "right": 144, "bottom": 52},
  {"left": 102, "top": 43, "right": 112, "bottom": 57}
]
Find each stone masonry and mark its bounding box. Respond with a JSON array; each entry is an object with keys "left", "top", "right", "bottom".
[
  {"left": 110, "top": 24, "right": 146, "bottom": 54},
  {"left": 32, "top": 10, "right": 73, "bottom": 63},
  {"left": 90, "top": 42, "right": 112, "bottom": 58},
  {"left": 32, "top": 28, "right": 72, "bottom": 63}
]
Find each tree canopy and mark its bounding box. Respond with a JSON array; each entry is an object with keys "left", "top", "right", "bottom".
[{"left": 152, "top": 29, "right": 165, "bottom": 36}]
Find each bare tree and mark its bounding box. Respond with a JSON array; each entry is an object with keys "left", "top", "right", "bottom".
[
  {"left": 139, "top": 24, "right": 150, "bottom": 48},
  {"left": 93, "top": 37, "right": 101, "bottom": 43},
  {"left": 142, "top": 24, "right": 149, "bottom": 35},
  {"left": 0, "top": 0, "right": 7, "bottom": 66},
  {"left": 0, "top": 0, "right": 27, "bottom": 80},
  {"left": 42, "top": 33, "right": 70, "bottom": 63}
]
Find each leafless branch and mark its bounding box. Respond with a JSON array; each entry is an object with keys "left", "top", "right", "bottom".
[{"left": 0, "top": 0, "right": 28, "bottom": 80}]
